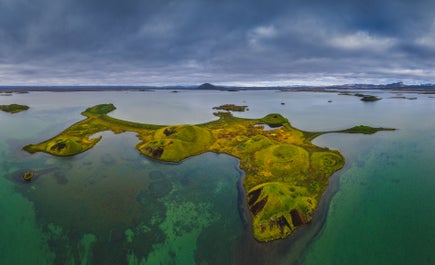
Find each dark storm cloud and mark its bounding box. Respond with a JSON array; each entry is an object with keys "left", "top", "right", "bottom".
[{"left": 1, "top": 0, "right": 435, "bottom": 85}]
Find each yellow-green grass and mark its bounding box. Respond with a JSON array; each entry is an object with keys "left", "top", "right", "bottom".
[
  {"left": 138, "top": 125, "right": 214, "bottom": 162},
  {"left": 23, "top": 104, "right": 394, "bottom": 242},
  {"left": 260, "top": 113, "right": 288, "bottom": 127},
  {"left": 248, "top": 182, "right": 317, "bottom": 241}
]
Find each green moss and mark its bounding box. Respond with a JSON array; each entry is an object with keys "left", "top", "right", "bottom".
[
  {"left": 139, "top": 125, "right": 214, "bottom": 162},
  {"left": 84, "top": 103, "right": 116, "bottom": 115},
  {"left": 0, "top": 104, "right": 29, "bottom": 113},
  {"left": 22, "top": 144, "right": 39, "bottom": 153},
  {"left": 23, "top": 103, "right": 394, "bottom": 242},
  {"left": 260, "top": 113, "right": 288, "bottom": 127},
  {"left": 100, "top": 115, "right": 163, "bottom": 130},
  {"left": 248, "top": 182, "right": 316, "bottom": 241},
  {"left": 238, "top": 135, "right": 274, "bottom": 154},
  {"left": 311, "top": 151, "right": 345, "bottom": 176},
  {"left": 255, "top": 144, "right": 309, "bottom": 179}
]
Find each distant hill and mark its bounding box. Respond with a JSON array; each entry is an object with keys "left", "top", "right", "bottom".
[
  {"left": 385, "top": 82, "right": 405, "bottom": 87},
  {"left": 197, "top": 83, "right": 218, "bottom": 90},
  {"left": 196, "top": 83, "right": 242, "bottom": 91}
]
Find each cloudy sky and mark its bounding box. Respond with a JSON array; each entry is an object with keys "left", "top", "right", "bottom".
[{"left": 1, "top": 0, "right": 435, "bottom": 86}]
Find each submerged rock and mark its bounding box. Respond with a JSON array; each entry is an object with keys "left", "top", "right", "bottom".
[{"left": 23, "top": 171, "right": 34, "bottom": 182}]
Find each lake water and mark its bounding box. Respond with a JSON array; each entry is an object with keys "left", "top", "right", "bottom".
[{"left": 0, "top": 90, "right": 434, "bottom": 264}]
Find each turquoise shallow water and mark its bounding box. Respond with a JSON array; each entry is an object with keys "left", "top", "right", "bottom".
[
  {"left": 304, "top": 122, "right": 435, "bottom": 264},
  {"left": 0, "top": 90, "right": 434, "bottom": 264}
]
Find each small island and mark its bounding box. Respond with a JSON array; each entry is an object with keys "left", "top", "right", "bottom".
[
  {"left": 22, "top": 171, "right": 34, "bottom": 181},
  {"left": 358, "top": 94, "right": 382, "bottom": 102},
  {"left": 23, "top": 104, "right": 394, "bottom": 242},
  {"left": 339, "top": 92, "right": 382, "bottom": 102},
  {"left": 213, "top": 104, "right": 248, "bottom": 112},
  {"left": 0, "top": 104, "right": 29, "bottom": 113}
]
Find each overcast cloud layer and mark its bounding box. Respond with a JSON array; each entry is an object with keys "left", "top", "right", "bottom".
[{"left": 1, "top": 0, "right": 435, "bottom": 86}]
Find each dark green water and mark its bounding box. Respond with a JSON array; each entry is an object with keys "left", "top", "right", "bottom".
[
  {"left": 0, "top": 91, "right": 434, "bottom": 264},
  {"left": 1, "top": 133, "right": 243, "bottom": 264}
]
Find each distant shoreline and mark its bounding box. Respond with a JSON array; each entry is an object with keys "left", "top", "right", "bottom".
[{"left": 1, "top": 83, "right": 435, "bottom": 94}]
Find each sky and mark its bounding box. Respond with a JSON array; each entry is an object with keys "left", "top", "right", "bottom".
[{"left": 1, "top": 0, "right": 435, "bottom": 86}]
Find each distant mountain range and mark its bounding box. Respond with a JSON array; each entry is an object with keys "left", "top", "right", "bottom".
[
  {"left": 195, "top": 82, "right": 435, "bottom": 92},
  {"left": 1, "top": 82, "right": 435, "bottom": 92}
]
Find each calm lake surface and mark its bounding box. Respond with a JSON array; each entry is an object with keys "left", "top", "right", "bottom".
[{"left": 0, "top": 90, "right": 434, "bottom": 264}]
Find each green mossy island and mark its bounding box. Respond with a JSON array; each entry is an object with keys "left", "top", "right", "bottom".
[
  {"left": 0, "top": 104, "right": 29, "bottom": 113},
  {"left": 23, "top": 104, "right": 394, "bottom": 242},
  {"left": 339, "top": 92, "right": 382, "bottom": 102},
  {"left": 358, "top": 94, "right": 382, "bottom": 102},
  {"left": 213, "top": 104, "right": 249, "bottom": 112},
  {"left": 340, "top": 125, "right": 395, "bottom": 134}
]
